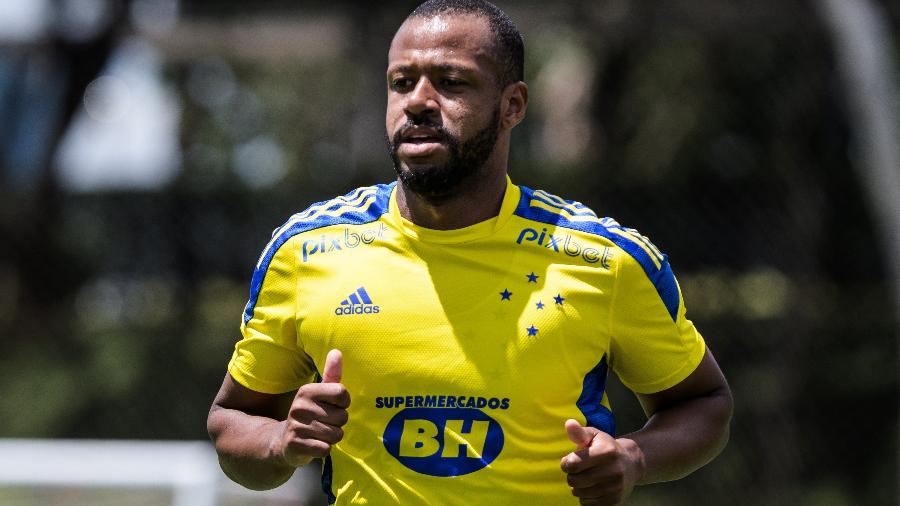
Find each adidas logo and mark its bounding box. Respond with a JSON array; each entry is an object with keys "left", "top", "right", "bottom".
[{"left": 334, "top": 287, "right": 380, "bottom": 316}]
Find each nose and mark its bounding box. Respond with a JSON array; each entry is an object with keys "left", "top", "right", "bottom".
[{"left": 404, "top": 76, "right": 439, "bottom": 120}]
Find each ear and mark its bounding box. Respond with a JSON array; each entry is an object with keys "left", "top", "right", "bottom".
[{"left": 500, "top": 81, "right": 528, "bottom": 131}]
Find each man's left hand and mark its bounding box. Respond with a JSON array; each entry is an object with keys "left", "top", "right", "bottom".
[{"left": 560, "top": 419, "right": 646, "bottom": 505}]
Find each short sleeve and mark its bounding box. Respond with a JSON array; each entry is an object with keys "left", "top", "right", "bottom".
[
  {"left": 228, "top": 236, "right": 316, "bottom": 394},
  {"left": 608, "top": 248, "right": 705, "bottom": 394}
]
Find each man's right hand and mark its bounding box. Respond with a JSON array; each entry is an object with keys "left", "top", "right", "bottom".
[{"left": 277, "top": 349, "right": 351, "bottom": 467}]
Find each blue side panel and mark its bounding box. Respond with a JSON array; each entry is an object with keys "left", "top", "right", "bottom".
[
  {"left": 242, "top": 183, "right": 395, "bottom": 324},
  {"left": 514, "top": 185, "right": 680, "bottom": 321},
  {"left": 576, "top": 355, "right": 616, "bottom": 435},
  {"left": 321, "top": 454, "right": 336, "bottom": 504}
]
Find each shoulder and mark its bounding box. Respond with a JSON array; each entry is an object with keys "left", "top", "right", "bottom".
[
  {"left": 242, "top": 183, "right": 395, "bottom": 324},
  {"left": 271, "top": 183, "right": 394, "bottom": 241},
  {"left": 250, "top": 182, "right": 393, "bottom": 273},
  {"left": 514, "top": 184, "right": 678, "bottom": 315},
  {"left": 514, "top": 184, "right": 665, "bottom": 269},
  {"left": 258, "top": 183, "right": 394, "bottom": 256}
]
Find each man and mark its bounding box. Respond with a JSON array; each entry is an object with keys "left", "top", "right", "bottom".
[{"left": 207, "top": 0, "right": 733, "bottom": 504}]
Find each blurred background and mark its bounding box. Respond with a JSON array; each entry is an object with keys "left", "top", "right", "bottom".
[{"left": 0, "top": 0, "right": 898, "bottom": 504}]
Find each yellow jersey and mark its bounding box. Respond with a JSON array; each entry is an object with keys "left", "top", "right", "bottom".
[{"left": 228, "top": 177, "right": 706, "bottom": 504}]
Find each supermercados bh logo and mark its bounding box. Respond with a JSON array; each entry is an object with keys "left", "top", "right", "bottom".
[
  {"left": 301, "top": 223, "right": 386, "bottom": 262},
  {"left": 517, "top": 227, "right": 611, "bottom": 267},
  {"left": 378, "top": 394, "right": 509, "bottom": 477}
]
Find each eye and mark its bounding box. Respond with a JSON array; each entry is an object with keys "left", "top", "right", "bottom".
[
  {"left": 439, "top": 78, "right": 466, "bottom": 88},
  {"left": 391, "top": 78, "right": 414, "bottom": 92}
]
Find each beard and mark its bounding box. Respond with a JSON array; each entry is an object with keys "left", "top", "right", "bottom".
[{"left": 388, "top": 106, "right": 501, "bottom": 202}]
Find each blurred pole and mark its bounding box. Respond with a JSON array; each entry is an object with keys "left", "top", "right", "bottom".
[{"left": 816, "top": 0, "right": 900, "bottom": 495}]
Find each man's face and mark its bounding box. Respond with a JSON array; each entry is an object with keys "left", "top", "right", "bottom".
[{"left": 386, "top": 14, "right": 503, "bottom": 200}]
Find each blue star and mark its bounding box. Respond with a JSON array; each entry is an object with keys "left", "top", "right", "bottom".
[
  {"left": 554, "top": 294, "right": 565, "bottom": 305},
  {"left": 536, "top": 301, "right": 545, "bottom": 310},
  {"left": 526, "top": 325, "right": 538, "bottom": 336},
  {"left": 500, "top": 289, "right": 512, "bottom": 301},
  {"left": 526, "top": 272, "right": 539, "bottom": 283}
]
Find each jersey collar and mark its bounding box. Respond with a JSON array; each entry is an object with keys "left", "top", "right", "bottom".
[{"left": 388, "top": 176, "right": 520, "bottom": 244}]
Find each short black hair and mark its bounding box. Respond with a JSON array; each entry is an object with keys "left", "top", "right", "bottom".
[{"left": 407, "top": 0, "right": 524, "bottom": 87}]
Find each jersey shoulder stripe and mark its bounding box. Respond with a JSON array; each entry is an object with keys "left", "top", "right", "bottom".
[
  {"left": 514, "top": 185, "right": 680, "bottom": 321},
  {"left": 530, "top": 189, "right": 598, "bottom": 219},
  {"left": 242, "top": 183, "right": 395, "bottom": 324}
]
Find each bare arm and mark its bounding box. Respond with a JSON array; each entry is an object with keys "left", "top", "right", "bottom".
[
  {"left": 207, "top": 350, "right": 349, "bottom": 491},
  {"left": 629, "top": 348, "right": 733, "bottom": 484},
  {"left": 207, "top": 375, "right": 298, "bottom": 490},
  {"left": 562, "top": 348, "right": 733, "bottom": 504}
]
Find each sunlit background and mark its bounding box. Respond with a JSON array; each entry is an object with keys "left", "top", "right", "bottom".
[{"left": 0, "top": 0, "right": 898, "bottom": 504}]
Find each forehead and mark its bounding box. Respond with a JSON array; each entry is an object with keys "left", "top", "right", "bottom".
[{"left": 388, "top": 14, "right": 496, "bottom": 71}]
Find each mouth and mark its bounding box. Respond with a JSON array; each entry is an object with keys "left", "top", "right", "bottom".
[
  {"left": 403, "top": 134, "right": 441, "bottom": 144},
  {"left": 400, "top": 126, "right": 442, "bottom": 144},
  {"left": 397, "top": 127, "right": 446, "bottom": 157}
]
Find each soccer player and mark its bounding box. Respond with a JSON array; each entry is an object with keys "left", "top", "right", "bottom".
[{"left": 207, "top": 0, "right": 733, "bottom": 504}]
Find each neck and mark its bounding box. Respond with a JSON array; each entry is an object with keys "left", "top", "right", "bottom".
[{"left": 396, "top": 166, "right": 508, "bottom": 230}]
